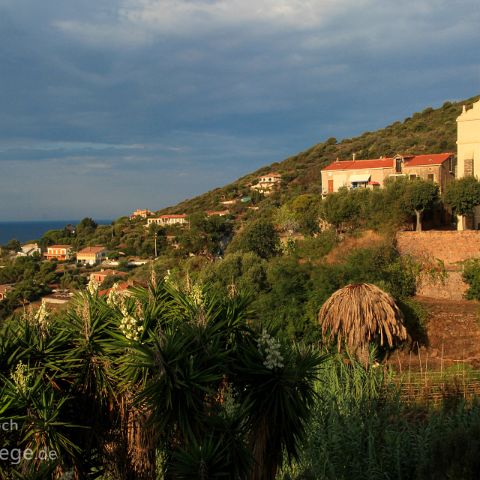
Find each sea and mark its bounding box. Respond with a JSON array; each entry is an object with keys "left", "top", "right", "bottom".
[{"left": 0, "top": 220, "right": 113, "bottom": 245}]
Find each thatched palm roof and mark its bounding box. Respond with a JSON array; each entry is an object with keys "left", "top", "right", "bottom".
[{"left": 319, "top": 283, "right": 407, "bottom": 352}]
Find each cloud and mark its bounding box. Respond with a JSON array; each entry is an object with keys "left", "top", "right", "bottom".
[{"left": 0, "top": 0, "right": 479, "bottom": 220}]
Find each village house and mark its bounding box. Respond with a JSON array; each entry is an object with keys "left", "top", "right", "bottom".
[
  {"left": 0, "top": 284, "right": 13, "bottom": 301},
  {"left": 77, "top": 246, "right": 107, "bottom": 266},
  {"left": 206, "top": 210, "right": 230, "bottom": 217},
  {"left": 130, "top": 209, "right": 154, "bottom": 219},
  {"left": 146, "top": 214, "right": 189, "bottom": 227},
  {"left": 90, "top": 269, "right": 127, "bottom": 284},
  {"left": 456, "top": 99, "right": 480, "bottom": 229},
  {"left": 220, "top": 199, "right": 237, "bottom": 206},
  {"left": 44, "top": 245, "right": 73, "bottom": 261},
  {"left": 17, "top": 243, "right": 41, "bottom": 257},
  {"left": 321, "top": 153, "right": 455, "bottom": 195},
  {"left": 251, "top": 173, "right": 282, "bottom": 195},
  {"left": 42, "top": 291, "right": 73, "bottom": 305}
]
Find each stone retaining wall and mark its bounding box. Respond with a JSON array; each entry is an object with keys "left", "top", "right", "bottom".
[{"left": 396, "top": 231, "right": 480, "bottom": 300}]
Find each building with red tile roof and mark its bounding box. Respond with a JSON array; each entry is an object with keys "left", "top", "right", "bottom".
[
  {"left": 321, "top": 153, "right": 455, "bottom": 194},
  {"left": 90, "top": 269, "right": 127, "bottom": 284},
  {"left": 206, "top": 210, "right": 230, "bottom": 217},
  {"left": 77, "top": 246, "right": 107, "bottom": 265},
  {"left": 130, "top": 209, "right": 154, "bottom": 219},
  {"left": 44, "top": 245, "right": 73, "bottom": 261},
  {"left": 146, "top": 214, "right": 189, "bottom": 227}
]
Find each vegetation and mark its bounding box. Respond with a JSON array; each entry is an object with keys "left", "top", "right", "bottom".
[
  {"left": 0, "top": 280, "right": 323, "bottom": 478},
  {"left": 462, "top": 259, "right": 480, "bottom": 301},
  {"left": 404, "top": 179, "right": 439, "bottom": 231},
  {"left": 319, "top": 283, "right": 408, "bottom": 364},
  {"left": 281, "top": 354, "right": 480, "bottom": 480},
  {"left": 444, "top": 176, "right": 480, "bottom": 224}
]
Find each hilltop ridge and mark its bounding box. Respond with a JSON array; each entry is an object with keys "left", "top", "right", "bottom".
[{"left": 158, "top": 94, "right": 479, "bottom": 215}]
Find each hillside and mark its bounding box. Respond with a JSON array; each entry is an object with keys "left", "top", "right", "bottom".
[{"left": 159, "top": 94, "right": 479, "bottom": 215}]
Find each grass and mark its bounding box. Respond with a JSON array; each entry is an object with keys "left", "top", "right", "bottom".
[{"left": 280, "top": 352, "right": 480, "bottom": 480}]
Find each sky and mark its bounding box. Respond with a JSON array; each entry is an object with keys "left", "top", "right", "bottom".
[{"left": 0, "top": 0, "right": 478, "bottom": 221}]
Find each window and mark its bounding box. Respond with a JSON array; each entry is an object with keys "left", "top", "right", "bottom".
[
  {"left": 409, "top": 174, "right": 417, "bottom": 180},
  {"left": 395, "top": 158, "right": 403, "bottom": 173},
  {"left": 427, "top": 174, "right": 434, "bottom": 182},
  {"left": 464, "top": 158, "right": 474, "bottom": 176}
]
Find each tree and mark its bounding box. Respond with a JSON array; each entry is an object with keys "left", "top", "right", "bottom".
[
  {"left": 318, "top": 283, "right": 407, "bottom": 365},
  {"left": 235, "top": 219, "right": 280, "bottom": 259},
  {"left": 4, "top": 238, "right": 21, "bottom": 252},
  {"left": 444, "top": 177, "right": 480, "bottom": 229},
  {"left": 404, "top": 179, "right": 439, "bottom": 231},
  {"left": 320, "top": 187, "right": 366, "bottom": 232}
]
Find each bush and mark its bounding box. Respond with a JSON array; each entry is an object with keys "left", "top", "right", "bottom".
[{"left": 462, "top": 259, "right": 480, "bottom": 300}]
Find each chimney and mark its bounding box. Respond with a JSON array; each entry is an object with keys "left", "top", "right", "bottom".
[
  {"left": 336, "top": 157, "right": 339, "bottom": 163},
  {"left": 352, "top": 153, "right": 356, "bottom": 161}
]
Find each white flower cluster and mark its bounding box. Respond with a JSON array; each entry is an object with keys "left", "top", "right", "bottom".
[
  {"left": 106, "top": 282, "right": 122, "bottom": 307},
  {"left": 34, "top": 299, "right": 49, "bottom": 330},
  {"left": 163, "top": 269, "right": 171, "bottom": 282},
  {"left": 256, "top": 330, "right": 284, "bottom": 370},
  {"left": 10, "top": 361, "right": 31, "bottom": 395},
  {"left": 119, "top": 314, "right": 144, "bottom": 341},
  {"left": 87, "top": 277, "right": 100, "bottom": 295},
  {"left": 119, "top": 303, "right": 144, "bottom": 342},
  {"left": 190, "top": 283, "right": 204, "bottom": 307}
]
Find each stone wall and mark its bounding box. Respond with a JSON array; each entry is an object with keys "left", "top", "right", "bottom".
[
  {"left": 396, "top": 231, "right": 480, "bottom": 269},
  {"left": 396, "top": 231, "right": 480, "bottom": 300}
]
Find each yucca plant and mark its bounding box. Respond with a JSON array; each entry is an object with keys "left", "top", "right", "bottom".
[
  {"left": 319, "top": 283, "right": 407, "bottom": 365},
  {"left": 231, "top": 333, "right": 325, "bottom": 480}
]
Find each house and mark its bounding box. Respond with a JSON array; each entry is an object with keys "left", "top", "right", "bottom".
[
  {"left": 251, "top": 173, "right": 282, "bottom": 195},
  {"left": 18, "top": 243, "right": 41, "bottom": 257},
  {"left": 146, "top": 214, "right": 189, "bottom": 227},
  {"left": 206, "top": 210, "right": 230, "bottom": 217},
  {"left": 77, "top": 246, "right": 107, "bottom": 265},
  {"left": 321, "top": 153, "right": 455, "bottom": 195},
  {"left": 90, "top": 269, "right": 127, "bottom": 284},
  {"left": 456, "top": 99, "right": 480, "bottom": 229},
  {"left": 44, "top": 245, "right": 73, "bottom": 261},
  {"left": 0, "top": 284, "right": 13, "bottom": 301},
  {"left": 130, "top": 209, "right": 154, "bottom": 219},
  {"left": 220, "top": 199, "right": 237, "bottom": 206},
  {"left": 42, "top": 291, "right": 73, "bottom": 305}
]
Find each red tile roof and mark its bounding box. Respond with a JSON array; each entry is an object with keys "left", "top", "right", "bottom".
[
  {"left": 323, "top": 153, "right": 454, "bottom": 171},
  {"left": 160, "top": 214, "right": 187, "bottom": 219},
  {"left": 404, "top": 153, "right": 453, "bottom": 166},
  {"left": 48, "top": 245, "right": 72, "bottom": 250},
  {"left": 78, "top": 246, "right": 106, "bottom": 254},
  {"left": 323, "top": 158, "right": 394, "bottom": 171}
]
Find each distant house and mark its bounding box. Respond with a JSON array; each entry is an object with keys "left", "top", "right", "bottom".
[
  {"left": 130, "top": 209, "right": 154, "bottom": 219},
  {"left": 18, "top": 243, "right": 41, "bottom": 257},
  {"left": 206, "top": 210, "right": 230, "bottom": 217},
  {"left": 220, "top": 199, "right": 237, "bottom": 206},
  {"left": 77, "top": 246, "right": 107, "bottom": 265},
  {"left": 147, "top": 214, "right": 189, "bottom": 227},
  {"left": 321, "top": 153, "right": 455, "bottom": 195},
  {"left": 251, "top": 173, "right": 282, "bottom": 195},
  {"left": 44, "top": 245, "right": 73, "bottom": 261},
  {"left": 42, "top": 291, "right": 73, "bottom": 305},
  {"left": 0, "top": 284, "right": 13, "bottom": 301},
  {"left": 90, "top": 269, "right": 127, "bottom": 284}
]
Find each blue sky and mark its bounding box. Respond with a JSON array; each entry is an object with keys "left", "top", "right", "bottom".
[{"left": 0, "top": 0, "right": 478, "bottom": 220}]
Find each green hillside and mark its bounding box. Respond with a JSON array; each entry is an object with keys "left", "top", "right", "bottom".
[{"left": 159, "top": 94, "right": 479, "bottom": 215}]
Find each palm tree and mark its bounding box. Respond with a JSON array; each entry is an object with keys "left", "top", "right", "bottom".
[{"left": 318, "top": 283, "right": 407, "bottom": 365}]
